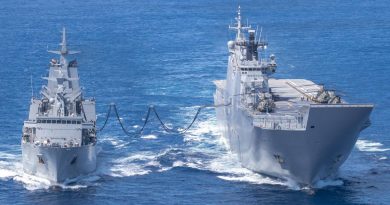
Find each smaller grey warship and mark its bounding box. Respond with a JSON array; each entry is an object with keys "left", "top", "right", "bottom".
[
  {"left": 214, "top": 7, "right": 374, "bottom": 185},
  {"left": 21, "top": 28, "right": 97, "bottom": 183}
]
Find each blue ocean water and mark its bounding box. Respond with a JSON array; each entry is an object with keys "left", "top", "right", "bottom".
[{"left": 0, "top": 0, "right": 389, "bottom": 204}]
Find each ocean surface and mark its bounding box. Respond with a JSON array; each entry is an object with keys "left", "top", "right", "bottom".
[{"left": 0, "top": 0, "right": 389, "bottom": 204}]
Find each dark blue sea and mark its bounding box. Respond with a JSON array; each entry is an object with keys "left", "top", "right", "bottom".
[{"left": 0, "top": 0, "right": 389, "bottom": 204}]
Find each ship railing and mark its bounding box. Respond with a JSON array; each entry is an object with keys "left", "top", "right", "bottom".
[
  {"left": 252, "top": 114, "right": 306, "bottom": 130},
  {"left": 238, "top": 60, "right": 269, "bottom": 67},
  {"left": 32, "top": 140, "right": 82, "bottom": 148}
]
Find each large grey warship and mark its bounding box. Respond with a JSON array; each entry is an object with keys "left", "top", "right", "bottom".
[
  {"left": 21, "top": 28, "right": 97, "bottom": 183},
  {"left": 214, "top": 7, "right": 373, "bottom": 185}
]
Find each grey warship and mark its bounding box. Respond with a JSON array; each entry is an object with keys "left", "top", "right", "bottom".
[
  {"left": 21, "top": 28, "right": 97, "bottom": 183},
  {"left": 214, "top": 7, "right": 373, "bottom": 185}
]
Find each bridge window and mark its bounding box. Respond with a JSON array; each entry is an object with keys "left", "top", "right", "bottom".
[
  {"left": 72, "top": 120, "right": 76, "bottom": 124},
  {"left": 57, "top": 120, "right": 61, "bottom": 124},
  {"left": 67, "top": 120, "right": 71, "bottom": 124}
]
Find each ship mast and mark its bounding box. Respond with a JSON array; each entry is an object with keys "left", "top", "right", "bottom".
[
  {"left": 48, "top": 27, "right": 80, "bottom": 66},
  {"left": 228, "top": 7, "right": 277, "bottom": 112},
  {"left": 43, "top": 28, "right": 82, "bottom": 117},
  {"left": 229, "top": 6, "right": 251, "bottom": 40},
  {"left": 60, "top": 27, "right": 67, "bottom": 55}
]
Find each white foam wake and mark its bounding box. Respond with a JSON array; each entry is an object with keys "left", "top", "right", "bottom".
[
  {"left": 99, "top": 136, "right": 130, "bottom": 149},
  {"left": 0, "top": 150, "right": 55, "bottom": 190},
  {"left": 356, "top": 140, "right": 390, "bottom": 152},
  {"left": 13, "top": 173, "right": 102, "bottom": 191},
  {"left": 0, "top": 147, "right": 23, "bottom": 182},
  {"left": 0, "top": 160, "right": 19, "bottom": 180},
  {"left": 210, "top": 154, "right": 287, "bottom": 187},
  {"left": 141, "top": 134, "right": 158, "bottom": 140},
  {"left": 99, "top": 151, "right": 155, "bottom": 177}
]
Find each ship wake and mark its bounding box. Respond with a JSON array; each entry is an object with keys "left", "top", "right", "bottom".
[{"left": 356, "top": 139, "right": 390, "bottom": 152}]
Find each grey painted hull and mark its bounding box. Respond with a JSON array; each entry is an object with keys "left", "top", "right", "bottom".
[
  {"left": 21, "top": 143, "right": 96, "bottom": 183},
  {"left": 214, "top": 93, "right": 373, "bottom": 185}
]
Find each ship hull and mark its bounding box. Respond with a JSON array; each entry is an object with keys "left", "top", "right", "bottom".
[
  {"left": 21, "top": 143, "right": 96, "bottom": 183},
  {"left": 214, "top": 93, "right": 373, "bottom": 185}
]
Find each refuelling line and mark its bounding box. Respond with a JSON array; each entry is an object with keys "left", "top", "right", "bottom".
[{"left": 96, "top": 102, "right": 231, "bottom": 136}]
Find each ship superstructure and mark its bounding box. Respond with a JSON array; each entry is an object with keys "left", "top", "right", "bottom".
[
  {"left": 214, "top": 7, "right": 373, "bottom": 185},
  {"left": 21, "top": 28, "right": 97, "bottom": 183}
]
